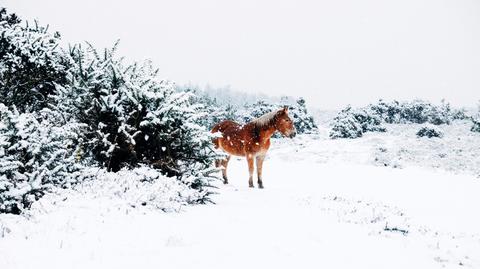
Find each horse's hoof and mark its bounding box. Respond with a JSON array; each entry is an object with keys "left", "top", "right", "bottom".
[
  {"left": 258, "top": 184, "right": 264, "bottom": 189},
  {"left": 223, "top": 181, "right": 228, "bottom": 184},
  {"left": 249, "top": 184, "right": 254, "bottom": 188}
]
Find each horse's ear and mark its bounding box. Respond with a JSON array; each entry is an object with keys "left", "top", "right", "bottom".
[{"left": 282, "top": 106, "right": 289, "bottom": 113}]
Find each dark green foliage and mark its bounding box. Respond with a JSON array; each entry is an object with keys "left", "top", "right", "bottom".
[
  {"left": 416, "top": 126, "right": 443, "bottom": 138},
  {"left": 330, "top": 106, "right": 386, "bottom": 139},
  {"left": 0, "top": 8, "right": 21, "bottom": 26},
  {"left": 241, "top": 98, "right": 318, "bottom": 135},
  {"left": 0, "top": 8, "right": 67, "bottom": 112},
  {"left": 329, "top": 106, "right": 364, "bottom": 139},
  {"left": 0, "top": 8, "right": 220, "bottom": 213},
  {"left": 0, "top": 105, "right": 85, "bottom": 213},
  {"left": 190, "top": 89, "right": 318, "bottom": 135},
  {"left": 289, "top": 97, "right": 317, "bottom": 134},
  {"left": 186, "top": 88, "right": 239, "bottom": 129},
  {"left": 369, "top": 99, "right": 454, "bottom": 125},
  {"left": 331, "top": 99, "right": 460, "bottom": 139},
  {"left": 59, "top": 43, "right": 219, "bottom": 196},
  {"left": 472, "top": 117, "right": 480, "bottom": 133}
]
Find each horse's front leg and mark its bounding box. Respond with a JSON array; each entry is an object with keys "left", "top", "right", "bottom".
[
  {"left": 247, "top": 154, "right": 255, "bottom": 188},
  {"left": 256, "top": 154, "right": 266, "bottom": 189},
  {"left": 220, "top": 155, "right": 231, "bottom": 184}
]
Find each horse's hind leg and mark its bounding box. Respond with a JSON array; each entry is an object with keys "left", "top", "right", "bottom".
[
  {"left": 218, "top": 156, "right": 231, "bottom": 184},
  {"left": 256, "top": 154, "right": 266, "bottom": 189},
  {"left": 247, "top": 154, "right": 255, "bottom": 188}
]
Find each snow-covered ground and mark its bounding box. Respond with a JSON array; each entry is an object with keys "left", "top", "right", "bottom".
[{"left": 1, "top": 123, "right": 480, "bottom": 269}]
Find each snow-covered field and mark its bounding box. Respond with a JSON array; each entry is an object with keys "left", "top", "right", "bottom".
[{"left": 1, "top": 122, "right": 480, "bottom": 269}]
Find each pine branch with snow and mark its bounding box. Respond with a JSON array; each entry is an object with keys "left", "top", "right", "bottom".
[{"left": 0, "top": 104, "right": 85, "bottom": 214}]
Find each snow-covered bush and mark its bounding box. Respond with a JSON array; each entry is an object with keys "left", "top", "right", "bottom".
[
  {"left": 239, "top": 98, "right": 317, "bottom": 135},
  {"left": 59, "top": 43, "right": 218, "bottom": 195},
  {"left": 89, "top": 166, "right": 212, "bottom": 211},
  {"left": 369, "top": 99, "right": 455, "bottom": 125},
  {"left": 471, "top": 115, "right": 480, "bottom": 133},
  {"left": 289, "top": 97, "right": 317, "bottom": 134},
  {"left": 416, "top": 126, "right": 443, "bottom": 138},
  {"left": 330, "top": 106, "right": 364, "bottom": 139},
  {"left": 330, "top": 106, "right": 385, "bottom": 139},
  {"left": 0, "top": 8, "right": 68, "bottom": 112},
  {"left": 331, "top": 99, "right": 462, "bottom": 139},
  {"left": 186, "top": 88, "right": 240, "bottom": 129},
  {"left": 0, "top": 104, "right": 85, "bottom": 214}
]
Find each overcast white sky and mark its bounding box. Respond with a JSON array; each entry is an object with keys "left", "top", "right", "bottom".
[{"left": 4, "top": 0, "right": 480, "bottom": 109}]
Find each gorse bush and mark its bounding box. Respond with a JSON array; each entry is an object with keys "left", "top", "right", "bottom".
[
  {"left": 187, "top": 89, "right": 238, "bottom": 130},
  {"left": 0, "top": 9, "right": 219, "bottom": 213},
  {"left": 370, "top": 99, "right": 454, "bottom": 125},
  {"left": 472, "top": 118, "right": 480, "bottom": 133},
  {"left": 472, "top": 105, "right": 480, "bottom": 133},
  {"left": 239, "top": 98, "right": 317, "bottom": 135},
  {"left": 329, "top": 106, "right": 364, "bottom": 139},
  {"left": 59, "top": 42, "right": 219, "bottom": 192},
  {"left": 330, "top": 106, "right": 385, "bottom": 139},
  {"left": 0, "top": 105, "right": 85, "bottom": 213},
  {"left": 0, "top": 8, "right": 67, "bottom": 113},
  {"left": 416, "top": 126, "right": 443, "bottom": 138},
  {"left": 185, "top": 86, "right": 318, "bottom": 135},
  {"left": 331, "top": 99, "right": 461, "bottom": 139}
]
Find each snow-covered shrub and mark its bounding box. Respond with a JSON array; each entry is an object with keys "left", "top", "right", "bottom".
[
  {"left": 0, "top": 104, "right": 85, "bottom": 214},
  {"left": 240, "top": 98, "right": 318, "bottom": 135},
  {"left": 331, "top": 99, "right": 462, "bottom": 139},
  {"left": 369, "top": 99, "right": 454, "bottom": 125},
  {"left": 89, "top": 166, "right": 211, "bottom": 211},
  {"left": 0, "top": 8, "right": 68, "bottom": 112},
  {"left": 330, "top": 106, "right": 385, "bottom": 139},
  {"left": 471, "top": 116, "right": 480, "bottom": 133},
  {"left": 184, "top": 85, "right": 318, "bottom": 135},
  {"left": 59, "top": 43, "right": 218, "bottom": 196},
  {"left": 330, "top": 106, "right": 364, "bottom": 139},
  {"left": 289, "top": 97, "right": 317, "bottom": 134},
  {"left": 186, "top": 88, "right": 240, "bottom": 129},
  {"left": 416, "top": 126, "right": 443, "bottom": 138}
]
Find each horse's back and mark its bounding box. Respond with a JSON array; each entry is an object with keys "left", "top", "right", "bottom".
[
  {"left": 211, "top": 120, "right": 241, "bottom": 134},
  {"left": 211, "top": 120, "right": 245, "bottom": 155}
]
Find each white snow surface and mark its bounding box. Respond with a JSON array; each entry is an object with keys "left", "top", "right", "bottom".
[{"left": 1, "top": 123, "right": 480, "bottom": 269}]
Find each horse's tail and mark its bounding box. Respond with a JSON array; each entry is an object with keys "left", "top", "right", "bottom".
[{"left": 211, "top": 123, "right": 222, "bottom": 149}]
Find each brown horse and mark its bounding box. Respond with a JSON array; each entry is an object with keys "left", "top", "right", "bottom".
[{"left": 211, "top": 107, "right": 296, "bottom": 188}]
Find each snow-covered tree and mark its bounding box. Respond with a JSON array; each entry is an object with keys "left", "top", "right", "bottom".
[
  {"left": 238, "top": 98, "right": 318, "bottom": 135},
  {"left": 472, "top": 103, "right": 480, "bottom": 133},
  {"left": 331, "top": 99, "right": 462, "bottom": 139},
  {"left": 240, "top": 100, "right": 276, "bottom": 123},
  {"left": 330, "top": 105, "right": 385, "bottom": 139},
  {"left": 0, "top": 8, "right": 67, "bottom": 112},
  {"left": 288, "top": 97, "right": 317, "bottom": 134},
  {"left": 416, "top": 125, "right": 443, "bottom": 138},
  {"left": 59, "top": 42, "right": 219, "bottom": 196},
  {"left": 184, "top": 87, "right": 239, "bottom": 129},
  {"left": 369, "top": 99, "right": 456, "bottom": 125},
  {"left": 0, "top": 105, "right": 85, "bottom": 214}
]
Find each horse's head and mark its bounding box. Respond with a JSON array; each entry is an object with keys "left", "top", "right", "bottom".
[{"left": 275, "top": 107, "right": 297, "bottom": 138}]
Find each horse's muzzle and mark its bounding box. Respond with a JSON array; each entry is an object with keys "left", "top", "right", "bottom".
[{"left": 289, "top": 131, "right": 297, "bottom": 138}]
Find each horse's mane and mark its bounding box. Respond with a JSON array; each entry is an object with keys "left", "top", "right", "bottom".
[{"left": 250, "top": 110, "right": 278, "bottom": 128}]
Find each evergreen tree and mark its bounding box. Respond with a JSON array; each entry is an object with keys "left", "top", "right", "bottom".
[
  {"left": 0, "top": 8, "right": 67, "bottom": 112},
  {"left": 0, "top": 105, "right": 85, "bottom": 213},
  {"left": 331, "top": 99, "right": 462, "bottom": 139},
  {"left": 59, "top": 43, "right": 219, "bottom": 195},
  {"left": 289, "top": 97, "right": 317, "bottom": 134},
  {"left": 330, "top": 106, "right": 366, "bottom": 139},
  {"left": 472, "top": 102, "right": 480, "bottom": 133}
]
